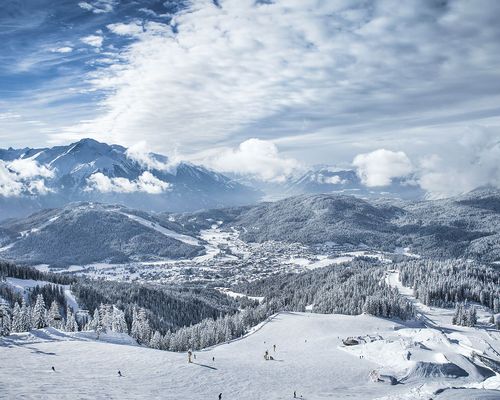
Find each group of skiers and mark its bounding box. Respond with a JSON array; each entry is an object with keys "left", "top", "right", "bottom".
[{"left": 264, "top": 343, "right": 277, "bottom": 360}]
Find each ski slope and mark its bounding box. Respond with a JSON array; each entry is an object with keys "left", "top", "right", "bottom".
[
  {"left": 1, "top": 311, "right": 499, "bottom": 399},
  {"left": 114, "top": 210, "right": 200, "bottom": 246}
]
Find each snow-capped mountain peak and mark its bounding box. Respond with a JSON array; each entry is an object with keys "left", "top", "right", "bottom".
[{"left": 0, "top": 139, "right": 260, "bottom": 218}]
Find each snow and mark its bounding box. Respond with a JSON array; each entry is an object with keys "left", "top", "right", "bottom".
[
  {"left": 215, "top": 287, "right": 264, "bottom": 303},
  {"left": 5, "top": 277, "right": 51, "bottom": 293},
  {"left": 5, "top": 277, "right": 80, "bottom": 312},
  {"left": 115, "top": 210, "right": 200, "bottom": 246},
  {"left": 1, "top": 310, "right": 499, "bottom": 399}
]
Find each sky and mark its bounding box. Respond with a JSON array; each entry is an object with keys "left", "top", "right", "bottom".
[{"left": 1, "top": 0, "right": 500, "bottom": 195}]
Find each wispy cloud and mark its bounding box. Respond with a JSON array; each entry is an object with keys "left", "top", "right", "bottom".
[
  {"left": 1, "top": 0, "right": 500, "bottom": 194},
  {"left": 78, "top": 0, "right": 117, "bottom": 14},
  {"left": 61, "top": 0, "right": 500, "bottom": 159},
  {"left": 81, "top": 34, "right": 103, "bottom": 48}
]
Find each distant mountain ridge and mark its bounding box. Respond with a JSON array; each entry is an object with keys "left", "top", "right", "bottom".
[
  {"left": 1, "top": 189, "right": 500, "bottom": 266},
  {"left": 0, "top": 138, "right": 260, "bottom": 218},
  {"left": 284, "top": 166, "right": 424, "bottom": 200}
]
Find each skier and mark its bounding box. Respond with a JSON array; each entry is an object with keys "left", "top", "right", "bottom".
[
  {"left": 118, "top": 370, "right": 122, "bottom": 377},
  {"left": 294, "top": 391, "right": 297, "bottom": 398},
  {"left": 264, "top": 350, "right": 269, "bottom": 360},
  {"left": 273, "top": 344, "right": 276, "bottom": 352},
  {"left": 218, "top": 393, "right": 222, "bottom": 400},
  {"left": 51, "top": 366, "right": 55, "bottom": 372},
  {"left": 212, "top": 356, "right": 215, "bottom": 362},
  {"left": 188, "top": 350, "right": 193, "bottom": 363}
]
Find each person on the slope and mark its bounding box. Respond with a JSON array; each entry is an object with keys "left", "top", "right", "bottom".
[
  {"left": 273, "top": 344, "right": 276, "bottom": 352},
  {"left": 294, "top": 391, "right": 297, "bottom": 398},
  {"left": 118, "top": 370, "right": 122, "bottom": 377},
  {"left": 218, "top": 393, "right": 222, "bottom": 399},
  {"left": 188, "top": 350, "right": 193, "bottom": 363},
  {"left": 51, "top": 366, "right": 55, "bottom": 372}
]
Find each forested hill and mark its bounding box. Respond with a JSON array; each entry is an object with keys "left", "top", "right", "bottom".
[
  {"left": 1, "top": 189, "right": 500, "bottom": 267},
  {"left": 172, "top": 188, "right": 500, "bottom": 262}
]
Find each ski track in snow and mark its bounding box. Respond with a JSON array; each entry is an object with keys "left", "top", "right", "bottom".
[{"left": 113, "top": 210, "right": 201, "bottom": 246}]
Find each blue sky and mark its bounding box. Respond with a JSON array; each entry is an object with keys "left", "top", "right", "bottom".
[{"left": 1, "top": 0, "right": 500, "bottom": 194}]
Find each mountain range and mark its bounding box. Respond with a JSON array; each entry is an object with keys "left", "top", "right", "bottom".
[
  {"left": 0, "top": 138, "right": 260, "bottom": 218},
  {"left": 1, "top": 189, "right": 499, "bottom": 267}
]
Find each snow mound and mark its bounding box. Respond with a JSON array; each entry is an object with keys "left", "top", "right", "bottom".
[
  {"left": 404, "top": 361, "right": 468, "bottom": 380},
  {"left": 435, "top": 388, "right": 500, "bottom": 399}
]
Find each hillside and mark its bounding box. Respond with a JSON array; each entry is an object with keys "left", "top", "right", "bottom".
[
  {"left": 204, "top": 190, "right": 500, "bottom": 261},
  {"left": 2, "top": 189, "right": 500, "bottom": 268},
  {"left": 0, "top": 203, "right": 203, "bottom": 266}
]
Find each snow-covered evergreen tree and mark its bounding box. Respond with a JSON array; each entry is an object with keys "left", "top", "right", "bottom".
[
  {"left": 131, "top": 307, "right": 151, "bottom": 344},
  {"left": 0, "top": 302, "right": 11, "bottom": 336},
  {"left": 99, "top": 304, "right": 113, "bottom": 333},
  {"left": 20, "top": 298, "right": 32, "bottom": 332},
  {"left": 11, "top": 302, "right": 22, "bottom": 333},
  {"left": 149, "top": 331, "right": 162, "bottom": 349},
  {"left": 47, "top": 301, "right": 62, "bottom": 329},
  {"left": 111, "top": 308, "right": 128, "bottom": 333},
  {"left": 65, "top": 307, "right": 78, "bottom": 332},
  {"left": 32, "top": 294, "right": 47, "bottom": 329}
]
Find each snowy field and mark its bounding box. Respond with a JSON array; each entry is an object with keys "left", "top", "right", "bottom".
[{"left": 1, "top": 309, "right": 499, "bottom": 400}]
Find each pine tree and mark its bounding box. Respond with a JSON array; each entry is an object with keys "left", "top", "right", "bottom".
[
  {"left": 11, "top": 302, "right": 22, "bottom": 333},
  {"left": 65, "top": 307, "right": 78, "bottom": 332},
  {"left": 150, "top": 331, "right": 162, "bottom": 349},
  {"left": 111, "top": 308, "right": 128, "bottom": 333},
  {"left": 100, "top": 304, "right": 112, "bottom": 333},
  {"left": 0, "top": 302, "right": 11, "bottom": 336},
  {"left": 20, "top": 298, "right": 32, "bottom": 331},
  {"left": 32, "top": 294, "right": 47, "bottom": 329},
  {"left": 47, "top": 301, "right": 62, "bottom": 329}
]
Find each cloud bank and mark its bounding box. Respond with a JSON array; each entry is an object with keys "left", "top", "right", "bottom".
[
  {"left": 0, "top": 159, "right": 54, "bottom": 197},
  {"left": 85, "top": 171, "right": 171, "bottom": 194},
  {"left": 352, "top": 128, "right": 500, "bottom": 197},
  {"left": 201, "top": 139, "right": 300, "bottom": 182},
  {"left": 353, "top": 149, "right": 413, "bottom": 187}
]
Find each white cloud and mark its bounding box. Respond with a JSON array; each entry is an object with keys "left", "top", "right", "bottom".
[
  {"left": 201, "top": 138, "right": 300, "bottom": 182},
  {"left": 81, "top": 35, "right": 103, "bottom": 48},
  {"left": 313, "top": 174, "right": 345, "bottom": 185},
  {"left": 107, "top": 22, "right": 144, "bottom": 36},
  {"left": 78, "top": 0, "right": 116, "bottom": 14},
  {"left": 85, "top": 171, "right": 171, "bottom": 194},
  {"left": 0, "top": 164, "right": 23, "bottom": 197},
  {"left": 51, "top": 47, "right": 73, "bottom": 54},
  {"left": 417, "top": 128, "right": 500, "bottom": 198},
  {"left": 0, "top": 159, "right": 54, "bottom": 197},
  {"left": 59, "top": 0, "right": 500, "bottom": 161},
  {"left": 125, "top": 142, "right": 174, "bottom": 171},
  {"left": 353, "top": 149, "right": 413, "bottom": 187},
  {"left": 7, "top": 158, "right": 55, "bottom": 180}
]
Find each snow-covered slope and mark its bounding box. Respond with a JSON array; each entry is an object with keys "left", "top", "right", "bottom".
[
  {"left": 1, "top": 311, "right": 498, "bottom": 399},
  {"left": 0, "top": 203, "right": 203, "bottom": 266}
]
